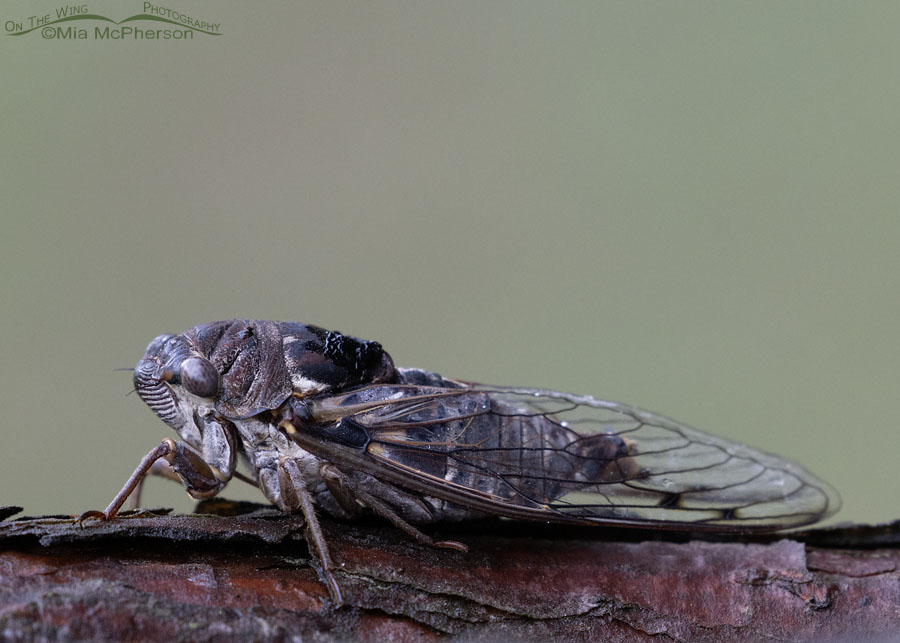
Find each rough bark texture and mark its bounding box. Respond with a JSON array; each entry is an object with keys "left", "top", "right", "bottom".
[{"left": 1, "top": 501, "right": 898, "bottom": 641}]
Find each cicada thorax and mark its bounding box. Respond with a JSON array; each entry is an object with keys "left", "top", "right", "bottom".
[{"left": 182, "top": 320, "right": 396, "bottom": 417}]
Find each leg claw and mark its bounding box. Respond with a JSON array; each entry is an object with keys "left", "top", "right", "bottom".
[
  {"left": 76, "top": 510, "right": 109, "bottom": 526},
  {"left": 435, "top": 539, "right": 469, "bottom": 553}
]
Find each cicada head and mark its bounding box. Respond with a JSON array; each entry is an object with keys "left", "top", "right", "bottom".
[
  {"left": 133, "top": 332, "right": 208, "bottom": 444},
  {"left": 133, "top": 330, "right": 238, "bottom": 481}
]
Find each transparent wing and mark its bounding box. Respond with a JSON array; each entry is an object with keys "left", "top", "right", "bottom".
[{"left": 302, "top": 382, "right": 840, "bottom": 531}]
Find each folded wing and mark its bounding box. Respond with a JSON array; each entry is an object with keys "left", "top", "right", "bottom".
[{"left": 304, "top": 383, "right": 840, "bottom": 531}]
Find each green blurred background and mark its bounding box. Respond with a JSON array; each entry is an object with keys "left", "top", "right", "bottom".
[{"left": 2, "top": 2, "right": 898, "bottom": 525}]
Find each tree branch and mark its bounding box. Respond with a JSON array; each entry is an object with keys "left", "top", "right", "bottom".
[{"left": 1, "top": 501, "right": 897, "bottom": 641}]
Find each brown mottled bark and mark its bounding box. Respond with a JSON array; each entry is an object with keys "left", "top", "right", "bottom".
[{"left": 0, "top": 502, "right": 897, "bottom": 641}]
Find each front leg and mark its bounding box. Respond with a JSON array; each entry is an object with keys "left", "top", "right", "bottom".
[{"left": 79, "top": 438, "right": 227, "bottom": 522}]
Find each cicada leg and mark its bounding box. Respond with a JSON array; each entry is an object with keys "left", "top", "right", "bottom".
[
  {"left": 78, "top": 438, "right": 227, "bottom": 523},
  {"left": 319, "top": 464, "right": 468, "bottom": 553},
  {"left": 129, "top": 458, "right": 181, "bottom": 510},
  {"left": 278, "top": 458, "right": 344, "bottom": 606}
]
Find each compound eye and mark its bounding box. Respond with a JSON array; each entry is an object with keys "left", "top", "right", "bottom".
[{"left": 180, "top": 357, "right": 219, "bottom": 398}]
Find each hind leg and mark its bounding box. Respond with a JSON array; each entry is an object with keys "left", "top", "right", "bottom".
[{"left": 319, "top": 464, "right": 468, "bottom": 552}]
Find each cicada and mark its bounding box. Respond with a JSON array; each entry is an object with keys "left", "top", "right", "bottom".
[{"left": 82, "top": 320, "right": 840, "bottom": 605}]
